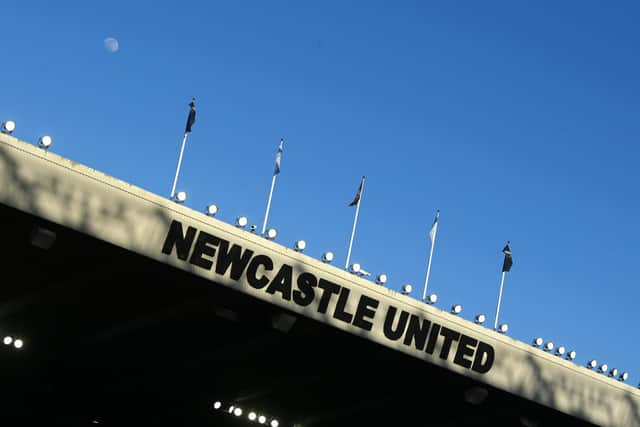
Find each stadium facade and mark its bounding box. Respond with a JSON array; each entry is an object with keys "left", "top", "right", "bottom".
[{"left": 0, "top": 131, "right": 638, "bottom": 426}]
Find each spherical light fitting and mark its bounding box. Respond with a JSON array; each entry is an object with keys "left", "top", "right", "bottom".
[{"left": 1, "top": 120, "right": 16, "bottom": 134}]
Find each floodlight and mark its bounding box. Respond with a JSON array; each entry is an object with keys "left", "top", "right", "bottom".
[
  {"left": 264, "top": 227, "right": 278, "bottom": 240},
  {"left": 294, "top": 240, "right": 306, "bottom": 252},
  {"left": 235, "top": 216, "right": 248, "bottom": 228},
  {"left": 474, "top": 314, "right": 486, "bottom": 325},
  {"left": 3, "top": 336, "right": 12, "bottom": 345},
  {"left": 321, "top": 251, "right": 334, "bottom": 263},
  {"left": 213, "top": 401, "right": 222, "bottom": 410},
  {"left": 233, "top": 407, "right": 243, "bottom": 417},
  {"left": 555, "top": 346, "right": 566, "bottom": 357},
  {"left": 1, "top": 120, "right": 16, "bottom": 134},
  {"left": 598, "top": 364, "right": 608, "bottom": 374},
  {"left": 497, "top": 323, "right": 509, "bottom": 334},
  {"left": 532, "top": 337, "right": 544, "bottom": 347},
  {"left": 174, "top": 191, "right": 187, "bottom": 203},
  {"left": 566, "top": 350, "right": 577, "bottom": 361},
  {"left": 450, "top": 304, "right": 462, "bottom": 315},
  {"left": 270, "top": 420, "right": 279, "bottom": 427},
  {"left": 248, "top": 412, "right": 257, "bottom": 421},
  {"left": 205, "top": 204, "right": 218, "bottom": 216},
  {"left": 619, "top": 372, "right": 629, "bottom": 382},
  {"left": 609, "top": 368, "right": 619, "bottom": 378},
  {"left": 258, "top": 415, "right": 267, "bottom": 424},
  {"left": 543, "top": 341, "right": 554, "bottom": 352},
  {"left": 401, "top": 283, "right": 413, "bottom": 295},
  {"left": 425, "top": 293, "right": 438, "bottom": 305},
  {"left": 38, "top": 135, "right": 53, "bottom": 150},
  {"left": 350, "top": 263, "right": 361, "bottom": 274},
  {"left": 586, "top": 359, "right": 597, "bottom": 369},
  {"left": 228, "top": 405, "right": 235, "bottom": 414},
  {"left": 375, "top": 273, "right": 388, "bottom": 285}
]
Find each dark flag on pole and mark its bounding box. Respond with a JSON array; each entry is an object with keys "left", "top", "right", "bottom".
[
  {"left": 502, "top": 242, "right": 513, "bottom": 272},
  {"left": 184, "top": 98, "right": 196, "bottom": 134},
  {"left": 349, "top": 176, "right": 365, "bottom": 206},
  {"left": 274, "top": 138, "right": 284, "bottom": 175}
]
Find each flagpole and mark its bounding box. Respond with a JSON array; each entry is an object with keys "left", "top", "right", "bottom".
[
  {"left": 493, "top": 271, "right": 506, "bottom": 330},
  {"left": 170, "top": 132, "right": 189, "bottom": 199},
  {"left": 422, "top": 210, "right": 440, "bottom": 301},
  {"left": 170, "top": 98, "right": 196, "bottom": 200},
  {"left": 422, "top": 233, "right": 436, "bottom": 302},
  {"left": 261, "top": 174, "right": 277, "bottom": 235},
  {"left": 345, "top": 177, "right": 365, "bottom": 269}
]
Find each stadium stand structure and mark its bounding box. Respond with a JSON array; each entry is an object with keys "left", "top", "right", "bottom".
[{"left": 0, "top": 132, "right": 639, "bottom": 426}]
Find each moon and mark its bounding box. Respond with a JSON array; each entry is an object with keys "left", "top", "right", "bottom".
[{"left": 103, "top": 37, "right": 119, "bottom": 53}]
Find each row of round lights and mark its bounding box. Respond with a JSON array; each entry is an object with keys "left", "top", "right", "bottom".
[
  {"left": 532, "top": 337, "right": 632, "bottom": 383},
  {"left": 1, "top": 120, "right": 53, "bottom": 150},
  {"left": 585, "top": 358, "right": 630, "bottom": 382},
  {"left": 213, "top": 401, "right": 280, "bottom": 427},
  {"left": 3, "top": 335, "right": 24, "bottom": 349},
  {"left": 532, "top": 338, "right": 577, "bottom": 360}
]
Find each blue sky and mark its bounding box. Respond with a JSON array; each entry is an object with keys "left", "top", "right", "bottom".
[{"left": 3, "top": 1, "right": 640, "bottom": 387}]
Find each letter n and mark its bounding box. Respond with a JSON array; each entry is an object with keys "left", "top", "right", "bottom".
[{"left": 161, "top": 220, "right": 197, "bottom": 261}]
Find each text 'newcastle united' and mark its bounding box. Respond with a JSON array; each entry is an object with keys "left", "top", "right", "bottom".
[{"left": 162, "top": 220, "right": 494, "bottom": 374}]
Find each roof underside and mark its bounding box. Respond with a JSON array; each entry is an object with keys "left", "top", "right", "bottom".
[{"left": 0, "top": 203, "right": 595, "bottom": 427}]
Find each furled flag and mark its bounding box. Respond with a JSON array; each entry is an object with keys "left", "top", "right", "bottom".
[
  {"left": 502, "top": 242, "right": 513, "bottom": 272},
  {"left": 349, "top": 176, "right": 365, "bottom": 206},
  {"left": 274, "top": 138, "right": 284, "bottom": 175},
  {"left": 184, "top": 98, "right": 196, "bottom": 134},
  {"left": 429, "top": 210, "right": 440, "bottom": 243}
]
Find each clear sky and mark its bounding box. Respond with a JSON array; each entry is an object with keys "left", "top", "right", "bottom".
[{"left": 3, "top": 1, "right": 640, "bottom": 388}]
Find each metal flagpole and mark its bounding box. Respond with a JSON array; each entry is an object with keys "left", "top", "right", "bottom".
[
  {"left": 422, "top": 210, "right": 439, "bottom": 301},
  {"left": 261, "top": 139, "right": 283, "bottom": 235},
  {"left": 170, "top": 98, "right": 196, "bottom": 199},
  {"left": 170, "top": 132, "right": 189, "bottom": 199},
  {"left": 422, "top": 233, "right": 436, "bottom": 301},
  {"left": 261, "top": 174, "right": 277, "bottom": 235},
  {"left": 345, "top": 177, "right": 365, "bottom": 269},
  {"left": 493, "top": 271, "right": 506, "bottom": 330}
]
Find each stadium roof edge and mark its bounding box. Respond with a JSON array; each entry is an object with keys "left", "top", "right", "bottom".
[{"left": 1, "top": 132, "right": 639, "bottom": 427}]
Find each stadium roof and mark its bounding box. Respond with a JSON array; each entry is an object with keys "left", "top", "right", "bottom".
[{"left": 0, "top": 131, "right": 638, "bottom": 426}]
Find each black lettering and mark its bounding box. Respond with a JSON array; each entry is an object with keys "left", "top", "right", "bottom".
[
  {"left": 293, "top": 272, "right": 317, "bottom": 307},
  {"left": 188, "top": 231, "right": 220, "bottom": 270},
  {"left": 161, "top": 220, "right": 196, "bottom": 260},
  {"left": 472, "top": 342, "right": 495, "bottom": 374},
  {"left": 439, "top": 327, "right": 461, "bottom": 360},
  {"left": 454, "top": 334, "right": 478, "bottom": 369},
  {"left": 333, "top": 287, "right": 353, "bottom": 324},
  {"left": 246, "top": 255, "right": 273, "bottom": 289},
  {"left": 316, "top": 279, "right": 341, "bottom": 314},
  {"left": 266, "top": 264, "right": 293, "bottom": 301},
  {"left": 425, "top": 323, "right": 441, "bottom": 354},
  {"left": 215, "top": 239, "right": 254, "bottom": 280},
  {"left": 352, "top": 295, "right": 378, "bottom": 331},
  {"left": 383, "top": 306, "right": 408, "bottom": 341},
  {"left": 403, "top": 314, "right": 431, "bottom": 351}
]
